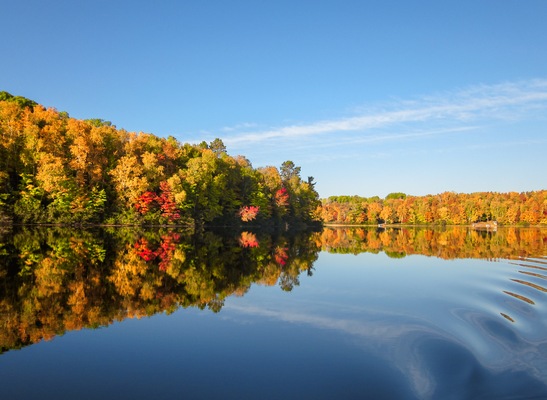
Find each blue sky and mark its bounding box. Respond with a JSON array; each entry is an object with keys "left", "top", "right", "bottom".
[{"left": 2, "top": 1, "right": 546, "bottom": 198}]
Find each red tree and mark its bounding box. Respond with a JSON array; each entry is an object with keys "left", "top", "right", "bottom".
[{"left": 239, "top": 205, "right": 260, "bottom": 222}]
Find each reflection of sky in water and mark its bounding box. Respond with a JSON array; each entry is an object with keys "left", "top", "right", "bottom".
[
  {"left": 223, "top": 252, "right": 547, "bottom": 399},
  {"left": 1, "top": 252, "right": 547, "bottom": 399}
]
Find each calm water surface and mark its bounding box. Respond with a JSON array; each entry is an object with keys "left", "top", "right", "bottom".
[{"left": 0, "top": 227, "right": 546, "bottom": 399}]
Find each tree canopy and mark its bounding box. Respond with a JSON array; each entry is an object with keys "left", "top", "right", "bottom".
[
  {"left": 320, "top": 190, "right": 547, "bottom": 226},
  {"left": 0, "top": 94, "right": 321, "bottom": 229}
]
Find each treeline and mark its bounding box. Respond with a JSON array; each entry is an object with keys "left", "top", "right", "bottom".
[
  {"left": 0, "top": 92, "right": 321, "bottom": 228},
  {"left": 320, "top": 190, "right": 547, "bottom": 226}
]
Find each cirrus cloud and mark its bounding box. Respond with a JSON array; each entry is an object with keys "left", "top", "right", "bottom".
[{"left": 220, "top": 79, "right": 547, "bottom": 148}]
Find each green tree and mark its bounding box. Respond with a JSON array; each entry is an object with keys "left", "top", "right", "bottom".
[{"left": 209, "top": 138, "right": 227, "bottom": 157}]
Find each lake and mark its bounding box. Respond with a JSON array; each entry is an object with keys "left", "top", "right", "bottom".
[{"left": 0, "top": 226, "right": 546, "bottom": 399}]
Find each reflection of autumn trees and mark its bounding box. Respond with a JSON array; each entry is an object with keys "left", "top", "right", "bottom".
[
  {"left": 1, "top": 229, "right": 110, "bottom": 350},
  {"left": 0, "top": 228, "right": 320, "bottom": 353},
  {"left": 2, "top": 226, "right": 545, "bottom": 354},
  {"left": 317, "top": 227, "right": 547, "bottom": 259},
  {"left": 320, "top": 191, "right": 547, "bottom": 226}
]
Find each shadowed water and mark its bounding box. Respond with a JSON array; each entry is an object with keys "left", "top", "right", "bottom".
[{"left": 0, "top": 226, "right": 546, "bottom": 399}]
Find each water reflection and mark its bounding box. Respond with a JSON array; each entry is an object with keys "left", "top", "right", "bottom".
[
  {"left": 320, "top": 227, "right": 547, "bottom": 326},
  {"left": 1, "top": 226, "right": 547, "bottom": 398},
  {"left": 318, "top": 226, "right": 547, "bottom": 259},
  {"left": 0, "top": 226, "right": 319, "bottom": 353},
  {"left": 224, "top": 259, "right": 547, "bottom": 399},
  {"left": 2, "top": 226, "right": 547, "bottom": 354}
]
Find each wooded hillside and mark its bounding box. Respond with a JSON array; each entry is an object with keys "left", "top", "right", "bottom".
[{"left": 0, "top": 92, "right": 321, "bottom": 228}]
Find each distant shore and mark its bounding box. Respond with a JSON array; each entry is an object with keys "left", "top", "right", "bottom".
[{"left": 324, "top": 223, "right": 546, "bottom": 228}]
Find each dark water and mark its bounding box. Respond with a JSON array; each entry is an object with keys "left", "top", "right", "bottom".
[{"left": 0, "top": 226, "right": 547, "bottom": 399}]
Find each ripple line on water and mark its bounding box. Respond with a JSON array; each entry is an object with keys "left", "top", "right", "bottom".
[
  {"left": 503, "top": 290, "right": 535, "bottom": 305},
  {"left": 518, "top": 270, "right": 547, "bottom": 280},
  {"left": 511, "top": 278, "right": 547, "bottom": 293},
  {"left": 509, "top": 262, "right": 547, "bottom": 271}
]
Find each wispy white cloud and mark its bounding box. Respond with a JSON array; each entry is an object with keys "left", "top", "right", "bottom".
[
  {"left": 223, "top": 303, "right": 430, "bottom": 339},
  {"left": 220, "top": 122, "right": 259, "bottom": 132},
  {"left": 314, "top": 126, "right": 479, "bottom": 148},
  {"left": 222, "top": 302, "right": 449, "bottom": 397},
  {"left": 222, "top": 79, "right": 547, "bottom": 148}
]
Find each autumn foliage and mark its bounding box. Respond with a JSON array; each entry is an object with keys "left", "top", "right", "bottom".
[
  {"left": 0, "top": 227, "right": 320, "bottom": 353},
  {"left": 320, "top": 191, "right": 547, "bottom": 226},
  {"left": 318, "top": 226, "right": 547, "bottom": 260},
  {"left": 134, "top": 232, "right": 181, "bottom": 270},
  {"left": 0, "top": 92, "right": 321, "bottom": 227},
  {"left": 135, "top": 182, "right": 181, "bottom": 222},
  {"left": 2, "top": 225, "right": 546, "bottom": 354},
  {"left": 239, "top": 205, "right": 260, "bottom": 222},
  {"left": 135, "top": 192, "right": 157, "bottom": 215},
  {"left": 239, "top": 231, "right": 260, "bottom": 248},
  {"left": 275, "top": 187, "right": 289, "bottom": 207}
]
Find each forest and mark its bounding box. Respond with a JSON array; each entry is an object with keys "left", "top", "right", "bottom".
[
  {"left": 0, "top": 92, "right": 321, "bottom": 229},
  {"left": 2, "top": 91, "right": 545, "bottom": 229},
  {"left": 319, "top": 190, "right": 547, "bottom": 226}
]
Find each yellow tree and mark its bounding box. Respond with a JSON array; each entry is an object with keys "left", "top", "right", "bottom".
[
  {"left": 109, "top": 155, "right": 149, "bottom": 211},
  {"left": 66, "top": 119, "right": 116, "bottom": 188},
  {"left": 379, "top": 204, "right": 394, "bottom": 224}
]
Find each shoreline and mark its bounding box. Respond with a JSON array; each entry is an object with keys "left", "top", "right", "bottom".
[{"left": 324, "top": 223, "right": 547, "bottom": 228}]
